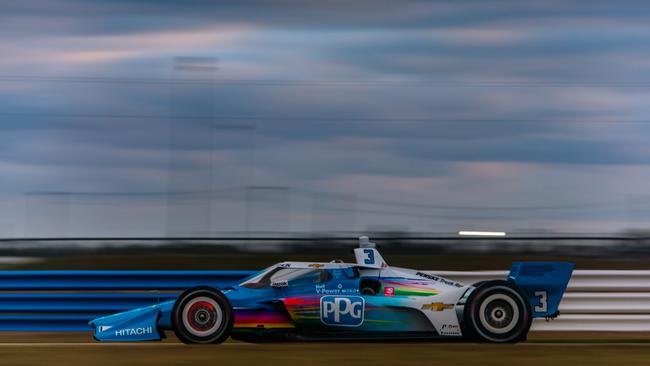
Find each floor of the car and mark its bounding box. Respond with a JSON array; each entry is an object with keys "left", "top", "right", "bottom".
[{"left": 230, "top": 329, "right": 444, "bottom": 342}]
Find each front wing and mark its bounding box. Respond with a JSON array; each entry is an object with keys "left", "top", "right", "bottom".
[{"left": 89, "top": 301, "right": 174, "bottom": 341}]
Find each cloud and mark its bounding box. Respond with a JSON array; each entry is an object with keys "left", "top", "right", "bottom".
[{"left": 2, "top": 0, "right": 650, "bottom": 235}]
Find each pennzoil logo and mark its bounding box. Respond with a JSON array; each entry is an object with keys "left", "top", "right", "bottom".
[{"left": 421, "top": 302, "right": 454, "bottom": 311}]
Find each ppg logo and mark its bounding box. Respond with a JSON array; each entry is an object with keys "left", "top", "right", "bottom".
[{"left": 320, "top": 296, "right": 365, "bottom": 327}]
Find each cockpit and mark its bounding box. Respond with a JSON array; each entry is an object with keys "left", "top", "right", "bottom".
[{"left": 239, "top": 264, "right": 360, "bottom": 289}]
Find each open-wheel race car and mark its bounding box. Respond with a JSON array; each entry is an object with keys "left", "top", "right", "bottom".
[{"left": 90, "top": 236, "right": 574, "bottom": 343}]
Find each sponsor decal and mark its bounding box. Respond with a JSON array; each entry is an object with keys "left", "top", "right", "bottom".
[
  {"left": 278, "top": 263, "right": 291, "bottom": 268},
  {"left": 308, "top": 264, "right": 325, "bottom": 269},
  {"left": 271, "top": 280, "right": 289, "bottom": 287},
  {"left": 381, "top": 280, "right": 440, "bottom": 296},
  {"left": 439, "top": 324, "right": 461, "bottom": 336},
  {"left": 416, "top": 272, "right": 463, "bottom": 288},
  {"left": 320, "top": 296, "right": 365, "bottom": 327},
  {"left": 315, "top": 284, "right": 359, "bottom": 295},
  {"left": 383, "top": 287, "right": 395, "bottom": 297},
  {"left": 115, "top": 327, "right": 154, "bottom": 337},
  {"left": 421, "top": 302, "right": 454, "bottom": 311}
]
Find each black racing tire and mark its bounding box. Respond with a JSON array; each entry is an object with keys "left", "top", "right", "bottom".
[
  {"left": 463, "top": 280, "right": 532, "bottom": 343},
  {"left": 172, "top": 286, "right": 234, "bottom": 344}
]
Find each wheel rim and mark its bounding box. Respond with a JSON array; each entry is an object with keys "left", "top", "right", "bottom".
[
  {"left": 182, "top": 296, "right": 223, "bottom": 337},
  {"left": 478, "top": 293, "right": 520, "bottom": 335}
]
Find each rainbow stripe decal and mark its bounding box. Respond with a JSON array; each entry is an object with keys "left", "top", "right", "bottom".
[
  {"left": 283, "top": 295, "right": 434, "bottom": 332},
  {"left": 380, "top": 279, "right": 440, "bottom": 296},
  {"left": 283, "top": 296, "right": 321, "bottom": 326},
  {"left": 234, "top": 308, "right": 294, "bottom": 329}
]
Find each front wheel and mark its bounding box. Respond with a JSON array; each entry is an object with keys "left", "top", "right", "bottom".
[
  {"left": 463, "top": 280, "right": 532, "bottom": 343},
  {"left": 172, "top": 286, "right": 234, "bottom": 344}
]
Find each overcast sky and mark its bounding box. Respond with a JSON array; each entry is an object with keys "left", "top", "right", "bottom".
[{"left": 2, "top": 0, "right": 650, "bottom": 237}]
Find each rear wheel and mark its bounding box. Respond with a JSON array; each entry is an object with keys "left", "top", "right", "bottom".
[
  {"left": 172, "top": 286, "right": 233, "bottom": 344},
  {"left": 464, "top": 280, "right": 531, "bottom": 343}
]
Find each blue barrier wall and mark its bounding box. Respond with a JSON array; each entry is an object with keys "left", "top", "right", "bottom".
[{"left": 0, "top": 271, "right": 255, "bottom": 331}]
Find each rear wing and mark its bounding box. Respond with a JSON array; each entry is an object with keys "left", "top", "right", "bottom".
[
  {"left": 507, "top": 262, "right": 575, "bottom": 318},
  {"left": 353, "top": 236, "right": 387, "bottom": 269}
]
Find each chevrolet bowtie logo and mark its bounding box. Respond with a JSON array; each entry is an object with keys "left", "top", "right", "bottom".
[
  {"left": 308, "top": 264, "right": 325, "bottom": 268},
  {"left": 421, "top": 302, "right": 454, "bottom": 311}
]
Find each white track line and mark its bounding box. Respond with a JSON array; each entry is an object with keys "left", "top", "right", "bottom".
[
  {"left": 0, "top": 342, "right": 647, "bottom": 347},
  {"left": 0, "top": 342, "right": 253, "bottom": 347},
  {"left": 520, "top": 342, "right": 650, "bottom": 347}
]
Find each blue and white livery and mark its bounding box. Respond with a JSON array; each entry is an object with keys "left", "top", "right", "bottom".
[{"left": 90, "top": 236, "right": 574, "bottom": 344}]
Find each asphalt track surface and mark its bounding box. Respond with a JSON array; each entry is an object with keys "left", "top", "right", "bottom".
[{"left": 0, "top": 333, "right": 649, "bottom": 366}]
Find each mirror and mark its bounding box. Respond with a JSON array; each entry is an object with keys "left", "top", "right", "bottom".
[{"left": 271, "top": 280, "right": 288, "bottom": 288}]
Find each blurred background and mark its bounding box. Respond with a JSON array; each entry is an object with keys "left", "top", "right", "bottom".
[{"left": 2, "top": 1, "right": 650, "bottom": 269}]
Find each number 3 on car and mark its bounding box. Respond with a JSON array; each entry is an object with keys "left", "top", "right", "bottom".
[
  {"left": 534, "top": 291, "right": 548, "bottom": 313},
  {"left": 362, "top": 249, "right": 375, "bottom": 265}
]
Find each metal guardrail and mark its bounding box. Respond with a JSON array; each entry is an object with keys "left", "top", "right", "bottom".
[
  {"left": 0, "top": 271, "right": 255, "bottom": 331},
  {"left": 0, "top": 270, "right": 253, "bottom": 290},
  {"left": 0, "top": 270, "right": 647, "bottom": 332}
]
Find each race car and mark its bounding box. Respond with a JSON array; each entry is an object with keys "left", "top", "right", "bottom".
[{"left": 89, "top": 236, "right": 574, "bottom": 344}]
